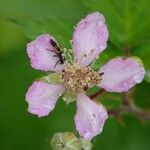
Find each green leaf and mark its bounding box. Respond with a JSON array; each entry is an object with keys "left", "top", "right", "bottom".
[{"left": 82, "top": 0, "right": 150, "bottom": 49}]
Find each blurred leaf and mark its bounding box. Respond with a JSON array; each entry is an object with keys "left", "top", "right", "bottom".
[
  {"left": 9, "top": 18, "right": 75, "bottom": 48},
  {"left": 134, "top": 81, "right": 150, "bottom": 108},
  {"left": 0, "top": 19, "right": 25, "bottom": 56},
  {"left": 0, "top": 0, "right": 87, "bottom": 20},
  {"left": 133, "top": 40, "right": 150, "bottom": 82},
  {"left": 82, "top": 0, "right": 150, "bottom": 49},
  {"left": 100, "top": 93, "right": 122, "bottom": 109},
  {"left": 0, "top": 0, "right": 89, "bottom": 58},
  {"left": 1, "top": 0, "right": 88, "bottom": 48},
  {"left": 96, "top": 116, "right": 150, "bottom": 150}
]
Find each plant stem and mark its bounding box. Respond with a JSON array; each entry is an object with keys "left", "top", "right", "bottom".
[
  {"left": 124, "top": 47, "right": 131, "bottom": 57},
  {"left": 108, "top": 103, "right": 150, "bottom": 120},
  {"left": 108, "top": 89, "right": 150, "bottom": 120},
  {"left": 89, "top": 88, "right": 106, "bottom": 99}
]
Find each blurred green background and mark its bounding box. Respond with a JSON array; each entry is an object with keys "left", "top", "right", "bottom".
[{"left": 0, "top": 0, "right": 150, "bottom": 150}]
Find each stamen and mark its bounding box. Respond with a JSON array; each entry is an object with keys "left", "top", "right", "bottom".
[{"left": 62, "top": 63, "right": 102, "bottom": 92}]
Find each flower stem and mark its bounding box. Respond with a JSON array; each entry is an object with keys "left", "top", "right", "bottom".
[
  {"left": 89, "top": 88, "right": 106, "bottom": 99},
  {"left": 108, "top": 89, "right": 150, "bottom": 120},
  {"left": 124, "top": 47, "right": 131, "bottom": 57},
  {"left": 108, "top": 103, "right": 150, "bottom": 120}
]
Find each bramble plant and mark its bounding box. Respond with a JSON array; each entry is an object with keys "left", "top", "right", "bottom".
[{"left": 25, "top": 12, "right": 148, "bottom": 150}]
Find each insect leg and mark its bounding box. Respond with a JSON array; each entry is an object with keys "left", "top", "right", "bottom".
[
  {"left": 54, "top": 60, "right": 60, "bottom": 68},
  {"left": 99, "top": 72, "right": 104, "bottom": 76},
  {"left": 46, "top": 48, "right": 55, "bottom": 53},
  {"left": 53, "top": 55, "right": 58, "bottom": 57}
]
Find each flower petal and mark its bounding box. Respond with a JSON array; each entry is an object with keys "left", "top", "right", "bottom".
[
  {"left": 72, "top": 12, "right": 109, "bottom": 66},
  {"left": 27, "top": 34, "right": 64, "bottom": 72},
  {"left": 98, "top": 57, "right": 146, "bottom": 92},
  {"left": 25, "top": 81, "right": 64, "bottom": 117},
  {"left": 74, "top": 93, "right": 108, "bottom": 140}
]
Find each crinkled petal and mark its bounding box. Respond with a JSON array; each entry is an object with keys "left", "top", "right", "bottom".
[
  {"left": 25, "top": 81, "right": 64, "bottom": 117},
  {"left": 98, "top": 57, "right": 146, "bottom": 92},
  {"left": 72, "top": 12, "right": 109, "bottom": 66},
  {"left": 74, "top": 93, "right": 108, "bottom": 140},
  {"left": 27, "top": 34, "right": 64, "bottom": 72}
]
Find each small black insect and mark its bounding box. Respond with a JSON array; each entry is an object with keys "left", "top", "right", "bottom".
[
  {"left": 99, "top": 72, "right": 104, "bottom": 76},
  {"left": 47, "top": 39, "right": 65, "bottom": 68}
]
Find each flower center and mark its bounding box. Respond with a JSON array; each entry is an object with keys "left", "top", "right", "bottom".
[{"left": 61, "top": 63, "right": 101, "bottom": 92}]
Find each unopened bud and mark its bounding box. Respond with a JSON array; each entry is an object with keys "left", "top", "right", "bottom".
[
  {"left": 80, "top": 138, "right": 92, "bottom": 150},
  {"left": 51, "top": 132, "right": 81, "bottom": 150}
]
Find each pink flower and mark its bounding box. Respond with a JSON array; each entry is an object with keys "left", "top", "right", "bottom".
[{"left": 26, "top": 12, "right": 145, "bottom": 140}]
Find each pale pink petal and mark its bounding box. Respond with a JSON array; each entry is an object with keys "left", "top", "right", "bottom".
[
  {"left": 27, "top": 34, "right": 64, "bottom": 72},
  {"left": 25, "top": 81, "right": 64, "bottom": 117},
  {"left": 72, "top": 12, "right": 109, "bottom": 66},
  {"left": 98, "top": 57, "right": 146, "bottom": 92},
  {"left": 74, "top": 93, "right": 108, "bottom": 140}
]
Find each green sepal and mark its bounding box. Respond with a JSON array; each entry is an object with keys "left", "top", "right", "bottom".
[
  {"left": 39, "top": 73, "right": 63, "bottom": 84},
  {"left": 63, "top": 90, "right": 77, "bottom": 104},
  {"left": 80, "top": 138, "right": 93, "bottom": 150},
  {"left": 130, "top": 56, "right": 144, "bottom": 67},
  {"left": 63, "top": 48, "right": 74, "bottom": 64}
]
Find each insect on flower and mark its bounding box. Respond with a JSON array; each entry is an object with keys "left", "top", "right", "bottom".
[
  {"left": 26, "top": 12, "right": 146, "bottom": 141},
  {"left": 47, "top": 39, "right": 65, "bottom": 68}
]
